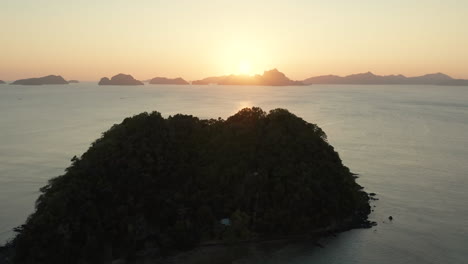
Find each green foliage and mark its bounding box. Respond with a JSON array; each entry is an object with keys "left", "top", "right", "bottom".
[{"left": 10, "top": 107, "right": 370, "bottom": 263}]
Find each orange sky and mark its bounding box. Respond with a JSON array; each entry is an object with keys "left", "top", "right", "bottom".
[{"left": 1, "top": 0, "right": 467, "bottom": 81}]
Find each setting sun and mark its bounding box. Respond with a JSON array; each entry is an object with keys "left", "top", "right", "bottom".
[{"left": 239, "top": 61, "right": 252, "bottom": 75}]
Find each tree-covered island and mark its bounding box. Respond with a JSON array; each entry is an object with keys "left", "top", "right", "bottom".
[{"left": 3, "top": 107, "right": 373, "bottom": 264}]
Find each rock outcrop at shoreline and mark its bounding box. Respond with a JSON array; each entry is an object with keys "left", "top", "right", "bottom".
[
  {"left": 149, "top": 77, "right": 189, "bottom": 85},
  {"left": 98, "top": 74, "right": 144, "bottom": 86},
  {"left": 7, "top": 107, "right": 371, "bottom": 264},
  {"left": 193, "top": 69, "right": 303, "bottom": 86},
  {"left": 10, "top": 75, "right": 69, "bottom": 85}
]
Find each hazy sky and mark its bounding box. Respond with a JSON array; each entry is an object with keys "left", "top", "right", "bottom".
[{"left": 1, "top": 0, "right": 468, "bottom": 81}]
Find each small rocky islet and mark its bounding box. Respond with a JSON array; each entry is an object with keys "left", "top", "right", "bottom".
[
  {"left": 99, "top": 74, "right": 144, "bottom": 86},
  {"left": 149, "top": 77, "right": 189, "bottom": 85},
  {"left": 3, "top": 107, "right": 373, "bottom": 264}
]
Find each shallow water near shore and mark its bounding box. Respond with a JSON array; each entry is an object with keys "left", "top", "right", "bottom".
[{"left": 1, "top": 83, "right": 467, "bottom": 263}]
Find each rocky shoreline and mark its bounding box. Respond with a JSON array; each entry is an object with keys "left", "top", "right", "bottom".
[
  {"left": 0, "top": 195, "right": 376, "bottom": 264},
  {"left": 124, "top": 213, "right": 376, "bottom": 264}
]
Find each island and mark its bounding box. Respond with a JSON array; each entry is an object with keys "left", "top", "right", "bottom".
[
  {"left": 98, "top": 74, "right": 144, "bottom": 86},
  {"left": 0, "top": 80, "right": 5, "bottom": 84},
  {"left": 149, "top": 77, "right": 189, "bottom": 85},
  {"left": 10, "top": 75, "right": 69, "bottom": 85},
  {"left": 437, "top": 79, "right": 468, "bottom": 86},
  {"left": 302, "top": 72, "right": 468, "bottom": 86},
  {"left": 4, "top": 107, "right": 372, "bottom": 264},
  {"left": 68, "top": 80, "right": 79, "bottom": 83},
  {"left": 193, "top": 69, "right": 304, "bottom": 86}
]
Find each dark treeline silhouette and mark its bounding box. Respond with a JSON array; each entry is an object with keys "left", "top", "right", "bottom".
[{"left": 5, "top": 107, "right": 371, "bottom": 263}]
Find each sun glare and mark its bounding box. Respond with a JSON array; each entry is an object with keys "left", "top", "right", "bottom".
[
  {"left": 237, "top": 100, "right": 253, "bottom": 110},
  {"left": 239, "top": 61, "right": 252, "bottom": 75}
]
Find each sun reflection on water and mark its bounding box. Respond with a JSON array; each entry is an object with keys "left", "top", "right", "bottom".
[{"left": 237, "top": 100, "right": 253, "bottom": 111}]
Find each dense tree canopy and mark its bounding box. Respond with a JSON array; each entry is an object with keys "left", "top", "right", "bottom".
[{"left": 9, "top": 107, "right": 371, "bottom": 263}]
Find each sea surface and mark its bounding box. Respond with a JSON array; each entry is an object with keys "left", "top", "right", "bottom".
[{"left": 0, "top": 83, "right": 467, "bottom": 263}]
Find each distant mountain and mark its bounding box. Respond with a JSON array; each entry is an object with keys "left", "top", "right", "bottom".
[
  {"left": 0, "top": 80, "right": 5, "bottom": 84},
  {"left": 406, "top": 73, "right": 453, "bottom": 85},
  {"left": 303, "top": 72, "right": 468, "bottom": 86},
  {"left": 68, "top": 80, "right": 79, "bottom": 83},
  {"left": 262, "top": 69, "right": 304, "bottom": 86},
  {"left": 98, "top": 74, "right": 144, "bottom": 86},
  {"left": 149, "top": 77, "right": 189, "bottom": 85},
  {"left": 11, "top": 75, "right": 69, "bottom": 85},
  {"left": 193, "top": 69, "right": 304, "bottom": 86}
]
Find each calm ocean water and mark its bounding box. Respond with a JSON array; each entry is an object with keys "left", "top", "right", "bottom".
[{"left": 0, "top": 83, "right": 467, "bottom": 263}]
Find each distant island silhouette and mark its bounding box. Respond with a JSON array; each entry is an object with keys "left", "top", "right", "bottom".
[
  {"left": 11, "top": 75, "right": 69, "bottom": 85},
  {"left": 4, "top": 70, "right": 468, "bottom": 87},
  {"left": 303, "top": 72, "right": 468, "bottom": 86},
  {"left": 98, "top": 74, "right": 144, "bottom": 86},
  {"left": 193, "top": 69, "right": 304, "bottom": 86},
  {"left": 149, "top": 77, "right": 189, "bottom": 85}
]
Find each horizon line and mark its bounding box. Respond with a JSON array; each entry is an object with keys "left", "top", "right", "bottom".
[{"left": 2, "top": 70, "right": 468, "bottom": 83}]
